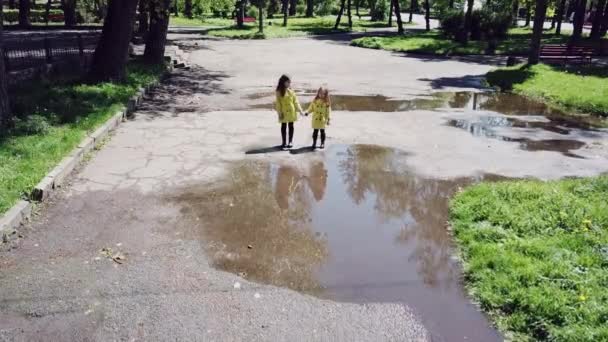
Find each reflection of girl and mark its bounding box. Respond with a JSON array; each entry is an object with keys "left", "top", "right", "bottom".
[
  {"left": 275, "top": 75, "right": 304, "bottom": 150},
  {"left": 306, "top": 87, "right": 331, "bottom": 150},
  {"left": 274, "top": 166, "right": 299, "bottom": 209},
  {"left": 307, "top": 162, "right": 328, "bottom": 202}
]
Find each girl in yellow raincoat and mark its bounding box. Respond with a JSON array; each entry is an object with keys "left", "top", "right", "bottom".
[
  {"left": 275, "top": 75, "right": 304, "bottom": 149},
  {"left": 306, "top": 87, "right": 331, "bottom": 149}
]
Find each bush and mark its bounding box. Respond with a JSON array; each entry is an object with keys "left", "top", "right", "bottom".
[
  {"left": 317, "top": 0, "right": 337, "bottom": 15},
  {"left": 370, "top": 0, "right": 389, "bottom": 21},
  {"left": 246, "top": 7, "right": 258, "bottom": 18},
  {"left": 296, "top": 4, "right": 306, "bottom": 15},
  {"left": 14, "top": 115, "right": 52, "bottom": 135},
  {"left": 481, "top": 10, "right": 512, "bottom": 40},
  {"left": 439, "top": 10, "right": 464, "bottom": 39}
]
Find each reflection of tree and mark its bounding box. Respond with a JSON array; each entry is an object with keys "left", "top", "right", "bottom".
[
  {"left": 307, "top": 161, "right": 328, "bottom": 202},
  {"left": 338, "top": 145, "right": 472, "bottom": 286},
  {"left": 171, "top": 162, "right": 327, "bottom": 293}
]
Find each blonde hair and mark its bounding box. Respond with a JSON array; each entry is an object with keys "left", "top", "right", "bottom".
[{"left": 314, "top": 87, "right": 331, "bottom": 106}]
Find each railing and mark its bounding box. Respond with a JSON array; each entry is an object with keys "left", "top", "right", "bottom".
[{"left": 3, "top": 33, "right": 100, "bottom": 72}]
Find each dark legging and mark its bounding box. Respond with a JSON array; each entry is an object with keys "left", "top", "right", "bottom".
[
  {"left": 312, "top": 129, "right": 326, "bottom": 146},
  {"left": 281, "top": 122, "right": 294, "bottom": 146}
]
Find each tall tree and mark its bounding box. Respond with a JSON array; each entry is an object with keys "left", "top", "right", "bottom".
[
  {"left": 282, "top": 0, "right": 288, "bottom": 25},
  {"left": 236, "top": 0, "right": 245, "bottom": 27},
  {"left": 601, "top": 2, "right": 608, "bottom": 36},
  {"left": 0, "top": 5, "right": 10, "bottom": 132},
  {"left": 555, "top": 0, "right": 567, "bottom": 34},
  {"left": 525, "top": 1, "right": 532, "bottom": 26},
  {"left": 289, "top": 0, "right": 297, "bottom": 15},
  {"left": 409, "top": 0, "right": 415, "bottom": 22},
  {"left": 19, "top": 0, "right": 31, "bottom": 27},
  {"left": 572, "top": 0, "right": 587, "bottom": 40},
  {"left": 306, "top": 0, "right": 314, "bottom": 17},
  {"left": 334, "top": 0, "right": 346, "bottom": 28},
  {"left": 388, "top": 0, "right": 393, "bottom": 26},
  {"left": 464, "top": 0, "right": 475, "bottom": 41},
  {"left": 424, "top": 0, "right": 430, "bottom": 31},
  {"left": 144, "top": 0, "right": 171, "bottom": 64},
  {"left": 184, "top": 0, "right": 193, "bottom": 17},
  {"left": 347, "top": 0, "right": 352, "bottom": 28},
  {"left": 529, "top": 0, "right": 548, "bottom": 64},
  {"left": 138, "top": 0, "right": 150, "bottom": 37},
  {"left": 251, "top": 0, "right": 266, "bottom": 31},
  {"left": 393, "top": 0, "right": 404, "bottom": 33},
  {"left": 45, "top": 0, "right": 52, "bottom": 25},
  {"left": 356, "top": 0, "right": 361, "bottom": 17},
  {"left": 89, "top": 0, "right": 139, "bottom": 82},
  {"left": 8, "top": 0, "right": 16, "bottom": 9},
  {"left": 511, "top": 0, "right": 519, "bottom": 26},
  {"left": 590, "top": 0, "right": 606, "bottom": 38},
  {"left": 449, "top": 0, "right": 455, "bottom": 8},
  {"left": 62, "top": 0, "right": 78, "bottom": 27}
]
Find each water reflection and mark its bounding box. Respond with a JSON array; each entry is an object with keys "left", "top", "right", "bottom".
[{"left": 169, "top": 144, "right": 503, "bottom": 341}]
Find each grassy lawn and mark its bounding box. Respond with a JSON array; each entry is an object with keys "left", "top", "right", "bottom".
[
  {"left": 487, "top": 64, "right": 608, "bottom": 117},
  {"left": 169, "top": 15, "right": 233, "bottom": 27},
  {"left": 450, "top": 176, "right": 608, "bottom": 341},
  {"left": 351, "top": 27, "right": 572, "bottom": 56},
  {"left": 171, "top": 15, "right": 398, "bottom": 39},
  {"left": 0, "top": 62, "right": 164, "bottom": 215}
]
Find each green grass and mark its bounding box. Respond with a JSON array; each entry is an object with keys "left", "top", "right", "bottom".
[
  {"left": 0, "top": 62, "right": 164, "bottom": 215},
  {"left": 351, "top": 27, "right": 573, "bottom": 56},
  {"left": 487, "top": 64, "right": 608, "bottom": 117},
  {"left": 169, "top": 15, "right": 233, "bottom": 27},
  {"left": 175, "top": 15, "right": 400, "bottom": 39},
  {"left": 450, "top": 176, "right": 608, "bottom": 341}
]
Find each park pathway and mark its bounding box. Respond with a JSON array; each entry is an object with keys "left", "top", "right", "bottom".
[{"left": 2, "top": 33, "right": 608, "bottom": 342}]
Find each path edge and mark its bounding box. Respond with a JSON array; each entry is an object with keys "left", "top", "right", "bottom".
[{"left": 0, "top": 50, "right": 188, "bottom": 239}]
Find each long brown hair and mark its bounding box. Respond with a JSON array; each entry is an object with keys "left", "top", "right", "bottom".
[
  {"left": 314, "top": 87, "right": 331, "bottom": 106},
  {"left": 276, "top": 75, "right": 291, "bottom": 97}
]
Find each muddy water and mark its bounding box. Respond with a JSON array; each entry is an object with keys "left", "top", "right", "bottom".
[{"left": 171, "top": 144, "right": 504, "bottom": 342}]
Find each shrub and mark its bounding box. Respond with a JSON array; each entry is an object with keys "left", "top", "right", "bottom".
[
  {"left": 439, "top": 10, "right": 465, "bottom": 39},
  {"left": 481, "top": 10, "right": 512, "bottom": 40},
  {"left": 246, "top": 7, "right": 258, "bottom": 18},
  {"left": 370, "top": 0, "right": 389, "bottom": 21},
  {"left": 3, "top": 9, "right": 65, "bottom": 23},
  {"left": 14, "top": 115, "right": 52, "bottom": 135},
  {"left": 296, "top": 3, "right": 306, "bottom": 15}
]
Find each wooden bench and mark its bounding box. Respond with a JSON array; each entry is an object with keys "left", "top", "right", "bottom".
[
  {"left": 540, "top": 44, "right": 595, "bottom": 64},
  {"left": 48, "top": 13, "right": 65, "bottom": 22},
  {"left": 235, "top": 16, "right": 256, "bottom": 24}
]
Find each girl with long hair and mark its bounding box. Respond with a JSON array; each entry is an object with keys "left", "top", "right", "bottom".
[{"left": 275, "top": 75, "right": 304, "bottom": 149}]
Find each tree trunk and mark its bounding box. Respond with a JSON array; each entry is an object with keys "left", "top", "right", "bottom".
[
  {"left": 464, "top": 0, "right": 474, "bottom": 41},
  {"left": 19, "top": 0, "right": 31, "bottom": 27},
  {"left": 8, "top": 0, "right": 16, "bottom": 9},
  {"left": 236, "top": 0, "right": 245, "bottom": 27},
  {"left": 590, "top": 0, "right": 606, "bottom": 38},
  {"left": 45, "top": 0, "right": 52, "bottom": 25},
  {"left": 555, "top": 0, "right": 567, "bottom": 34},
  {"left": 525, "top": 2, "right": 532, "bottom": 26},
  {"left": 449, "top": 0, "right": 454, "bottom": 8},
  {"left": 334, "top": 0, "right": 346, "bottom": 29},
  {"left": 393, "top": 0, "right": 404, "bottom": 33},
  {"left": 409, "top": 0, "right": 414, "bottom": 22},
  {"left": 356, "top": 0, "right": 360, "bottom": 17},
  {"left": 283, "top": 0, "right": 288, "bottom": 25},
  {"left": 511, "top": 0, "right": 519, "bottom": 26},
  {"left": 144, "top": 0, "right": 171, "bottom": 64},
  {"left": 289, "top": 0, "right": 297, "bottom": 15},
  {"left": 389, "top": 0, "right": 393, "bottom": 26},
  {"left": 173, "top": 0, "right": 178, "bottom": 16},
  {"left": 89, "top": 0, "right": 139, "bottom": 82},
  {"left": 258, "top": 4, "right": 264, "bottom": 32},
  {"left": 0, "top": 5, "right": 10, "bottom": 133},
  {"left": 138, "top": 0, "right": 150, "bottom": 37},
  {"left": 424, "top": 0, "right": 430, "bottom": 31},
  {"left": 601, "top": 2, "right": 608, "bottom": 36},
  {"left": 62, "top": 0, "right": 78, "bottom": 27},
  {"left": 184, "top": 0, "right": 192, "bottom": 17},
  {"left": 347, "top": 0, "right": 352, "bottom": 28},
  {"left": 529, "top": 0, "right": 548, "bottom": 64},
  {"left": 572, "top": 0, "right": 587, "bottom": 40},
  {"left": 306, "top": 0, "right": 314, "bottom": 17}
]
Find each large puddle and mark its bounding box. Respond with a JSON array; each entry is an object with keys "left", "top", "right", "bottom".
[
  {"left": 170, "top": 145, "right": 505, "bottom": 341},
  {"left": 247, "top": 91, "right": 608, "bottom": 157}
]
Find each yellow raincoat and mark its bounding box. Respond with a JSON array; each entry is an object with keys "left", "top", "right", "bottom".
[
  {"left": 307, "top": 99, "right": 331, "bottom": 129},
  {"left": 275, "top": 89, "right": 302, "bottom": 123}
]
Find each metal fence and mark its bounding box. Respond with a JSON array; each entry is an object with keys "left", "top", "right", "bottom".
[{"left": 3, "top": 33, "right": 100, "bottom": 72}]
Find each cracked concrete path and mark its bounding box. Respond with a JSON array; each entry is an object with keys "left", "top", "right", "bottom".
[{"left": 2, "top": 35, "right": 608, "bottom": 342}]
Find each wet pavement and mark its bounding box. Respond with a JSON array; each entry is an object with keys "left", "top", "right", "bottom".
[{"left": 170, "top": 144, "right": 503, "bottom": 341}]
